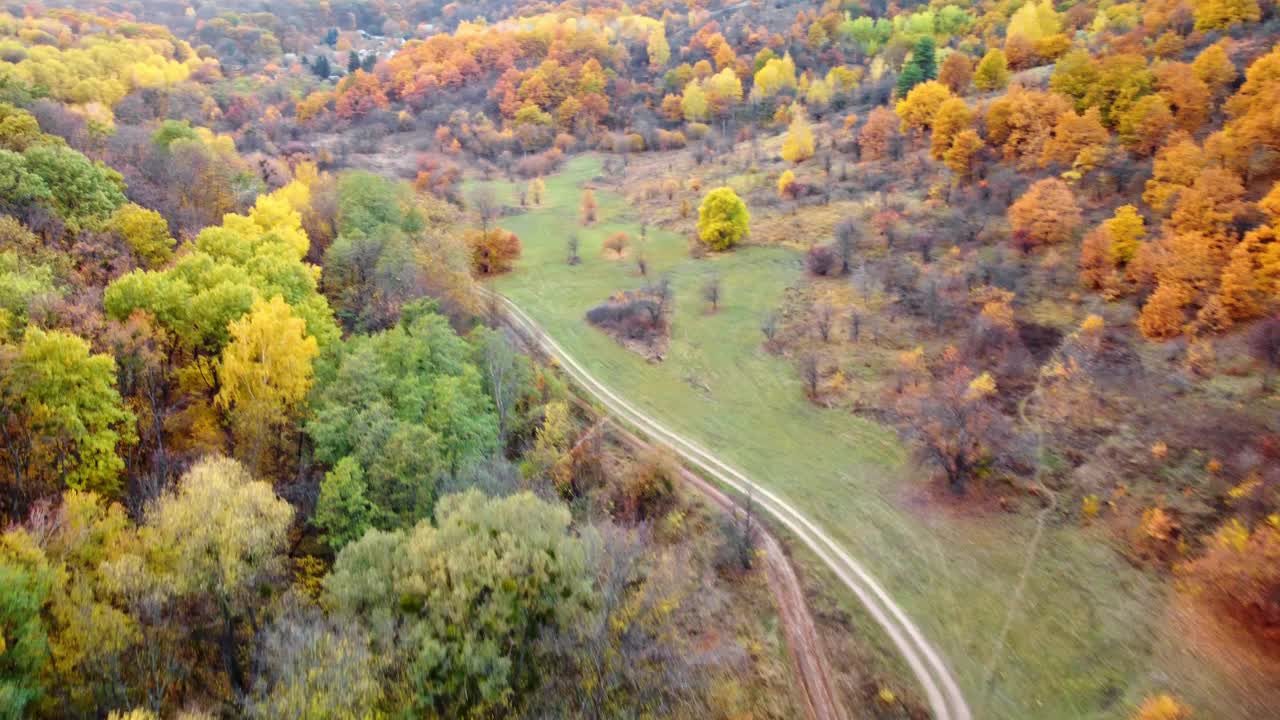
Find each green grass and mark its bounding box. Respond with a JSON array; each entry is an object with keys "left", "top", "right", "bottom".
[{"left": 471, "top": 156, "right": 1269, "bottom": 719}]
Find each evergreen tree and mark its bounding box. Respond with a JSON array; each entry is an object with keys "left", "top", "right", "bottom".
[
  {"left": 897, "top": 37, "right": 937, "bottom": 97},
  {"left": 313, "top": 55, "right": 331, "bottom": 79},
  {"left": 347, "top": 51, "right": 360, "bottom": 73}
]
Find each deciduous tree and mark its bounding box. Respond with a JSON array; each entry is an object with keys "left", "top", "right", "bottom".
[
  {"left": 313, "top": 457, "right": 375, "bottom": 552},
  {"left": 929, "top": 97, "right": 973, "bottom": 160},
  {"left": 216, "top": 296, "right": 319, "bottom": 470},
  {"left": 938, "top": 52, "right": 973, "bottom": 94},
  {"left": 0, "top": 329, "right": 136, "bottom": 509},
  {"left": 1105, "top": 205, "right": 1146, "bottom": 265},
  {"left": 1139, "top": 281, "right": 1190, "bottom": 339},
  {"left": 325, "top": 490, "right": 592, "bottom": 718},
  {"left": 467, "top": 228, "right": 521, "bottom": 275},
  {"left": 696, "top": 187, "right": 750, "bottom": 251},
  {"left": 1008, "top": 178, "right": 1082, "bottom": 249},
  {"left": 1193, "top": 0, "right": 1260, "bottom": 30},
  {"left": 896, "top": 362, "right": 1009, "bottom": 495},
  {"left": 945, "top": 129, "right": 984, "bottom": 180},
  {"left": 781, "top": 104, "right": 815, "bottom": 163},
  {"left": 146, "top": 456, "right": 292, "bottom": 693},
  {"left": 896, "top": 81, "right": 954, "bottom": 138},
  {"left": 973, "top": 49, "right": 1010, "bottom": 91},
  {"left": 859, "top": 107, "right": 899, "bottom": 161},
  {"left": 110, "top": 204, "right": 174, "bottom": 269}
]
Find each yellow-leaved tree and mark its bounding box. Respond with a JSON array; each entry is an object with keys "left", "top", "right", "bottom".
[
  {"left": 1104, "top": 205, "right": 1146, "bottom": 265},
  {"left": 647, "top": 26, "right": 670, "bottom": 69},
  {"left": 781, "top": 104, "right": 815, "bottom": 163},
  {"left": 697, "top": 187, "right": 750, "bottom": 251},
  {"left": 1193, "top": 0, "right": 1260, "bottom": 31},
  {"left": 216, "top": 296, "right": 319, "bottom": 471},
  {"left": 973, "top": 49, "right": 1011, "bottom": 91},
  {"left": 110, "top": 203, "right": 174, "bottom": 268},
  {"left": 777, "top": 169, "right": 796, "bottom": 198},
  {"left": 895, "top": 81, "right": 955, "bottom": 138}
]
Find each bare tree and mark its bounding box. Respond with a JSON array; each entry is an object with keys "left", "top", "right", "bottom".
[
  {"left": 468, "top": 186, "right": 499, "bottom": 234},
  {"left": 799, "top": 353, "right": 820, "bottom": 399},
  {"left": 645, "top": 275, "right": 673, "bottom": 327},
  {"left": 722, "top": 491, "right": 759, "bottom": 571},
  {"left": 1251, "top": 316, "right": 1280, "bottom": 392},
  {"left": 835, "top": 218, "right": 858, "bottom": 275},
  {"left": 476, "top": 327, "right": 526, "bottom": 445},
  {"left": 635, "top": 253, "right": 648, "bottom": 280},
  {"left": 702, "top": 275, "right": 721, "bottom": 312},
  {"left": 814, "top": 303, "right": 834, "bottom": 342},
  {"left": 761, "top": 312, "right": 779, "bottom": 347},
  {"left": 566, "top": 234, "right": 581, "bottom": 265},
  {"left": 849, "top": 311, "right": 862, "bottom": 342}
]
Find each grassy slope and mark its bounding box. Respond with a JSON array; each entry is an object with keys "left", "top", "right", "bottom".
[{"left": 475, "top": 155, "right": 1262, "bottom": 720}]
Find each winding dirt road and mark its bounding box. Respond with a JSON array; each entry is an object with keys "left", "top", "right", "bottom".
[{"left": 481, "top": 288, "right": 973, "bottom": 720}]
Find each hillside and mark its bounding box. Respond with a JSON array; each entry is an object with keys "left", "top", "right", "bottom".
[{"left": 1, "top": 0, "right": 1279, "bottom": 719}]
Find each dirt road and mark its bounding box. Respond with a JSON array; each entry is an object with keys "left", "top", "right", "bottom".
[
  {"left": 480, "top": 287, "right": 972, "bottom": 720},
  {"left": 603, "top": 418, "right": 847, "bottom": 720}
]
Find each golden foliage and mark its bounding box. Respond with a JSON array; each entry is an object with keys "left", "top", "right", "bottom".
[
  {"left": 1008, "top": 178, "right": 1082, "bottom": 248},
  {"left": 1133, "top": 694, "right": 1192, "bottom": 720},
  {"left": 780, "top": 104, "right": 815, "bottom": 163}
]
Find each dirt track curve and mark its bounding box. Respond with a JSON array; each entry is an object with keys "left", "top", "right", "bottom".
[
  {"left": 481, "top": 287, "right": 973, "bottom": 720},
  {"left": 604, "top": 418, "right": 846, "bottom": 720}
]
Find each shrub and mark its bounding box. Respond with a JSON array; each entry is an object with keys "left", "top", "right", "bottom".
[{"left": 806, "top": 244, "right": 839, "bottom": 276}]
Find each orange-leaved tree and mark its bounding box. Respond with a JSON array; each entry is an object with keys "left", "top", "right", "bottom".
[{"left": 1008, "top": 178, "right": 1082, "bottom": 250}]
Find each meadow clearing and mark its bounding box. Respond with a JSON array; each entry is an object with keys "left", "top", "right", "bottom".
[{"left": 473, "top": 155, "right": 1269, "bottom": 720}]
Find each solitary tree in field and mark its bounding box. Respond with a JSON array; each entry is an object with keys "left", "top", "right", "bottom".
[
  {"left": 580, "top": 189, "right": 598, "bottom": 225},
  {"left": 467, "top": 228, "right": 522, "bottom": 275},
  {"left": 696, "top": 187, "right": 749, "bottom": 251},
  {"left": 702, "top": 275, "right": 721, "bottom": 311},
  {"left": 777, "top": 169, "right": 796, "bottom": 198},
  {"left": 566, "top": 234, "right": 581, "bottom": 265},
  {"left": 761, "top": 313, "right": 779, "bottom": 346},
  {"left": 604, "top": 231, "right": 629, "bottom": 257}
]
